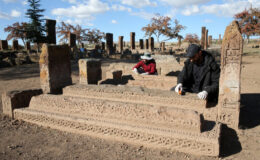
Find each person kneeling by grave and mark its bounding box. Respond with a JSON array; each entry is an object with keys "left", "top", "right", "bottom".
[
  {"left": 175, "top": 44, "right": 220, "bottom": 101},
  {"left": 132, "top": 52, "right": 157, "bottom": 75}
]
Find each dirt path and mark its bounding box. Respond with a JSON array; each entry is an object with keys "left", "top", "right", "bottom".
[{"left": 0, "top": 56, "right": 259, "bottom": 160}]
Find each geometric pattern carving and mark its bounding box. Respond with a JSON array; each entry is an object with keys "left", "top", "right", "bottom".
[{"left": 218, "top": 21, "right": 243, "bottom": 130}]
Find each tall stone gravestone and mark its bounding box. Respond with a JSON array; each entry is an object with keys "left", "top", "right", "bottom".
[
  {"left": 218, "top": 21, "right": 243, "bottom": 130},
  {"left": 46, "top": 19, "right": 56, "bottom": 44},
  {"left": 69, "top": 33, "right": 76, "bottom": 47},
  {"left": 205, "top": 29, "right": 208, "bottom": 49},
  {"left": 145, "top": 39, "right": 149, "bottom": 49},
  {"left": 79, "top": 59, "right": 101, "bottom": 85},
  {"left": 12, "top": 40, "right": 19, "bottom": 50},
  {"left": 39, "top": 44, "right": 72, "bottom": 94},
  {"left": 0, "top": 40, "right": 8, "bottom": 50},
  {"left": 149, "top": 37, "right": 154, "bottom": 51},
  {"left": 130, "top": 32, "right": 135, "bottom": 50},
  {"left": 161, "top": 42, "right": 165, "bottom": 52},
  {"left": 178, "top": 36, "right": 182, "bottom": 48},
  {"left": 106, "top": 33, "right": 113, "bottom": 55},
  {"left": 201, "top": 27, "right": 206, "bottom": 50},
  {"left": 139, "top": 39, "right": 144, "bottom": 49},
  {"left": 118, "top": 36, "right": 123, "bottom": 53},
  {"left": 219, "top": 34, "right": 222, "bottom": 44},
  {"left": 208, "top": 35, "right": 212, "bottom": 47}
]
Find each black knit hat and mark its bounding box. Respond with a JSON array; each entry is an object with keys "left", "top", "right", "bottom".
[{"left": 186, "top": 44, "right": 201, "bottom": 58}]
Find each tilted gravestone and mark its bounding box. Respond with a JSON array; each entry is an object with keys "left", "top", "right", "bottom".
[
  {"left": 218, "top": 21, "right": 243, "bottom": 130},
  {"left": 39, "top": 44, "right": 72, "bottom": 94}
]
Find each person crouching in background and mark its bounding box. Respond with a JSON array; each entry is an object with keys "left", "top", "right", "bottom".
[{"left": 132, "top": 52, "right": 157, "bottom": 75}]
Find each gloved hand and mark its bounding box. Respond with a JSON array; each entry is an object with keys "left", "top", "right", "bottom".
[
  {"left": 141, "top": 72, "right": 149, "bottom": 75},
  {"left": 132, "top": 68, "right": 139, "bottom": 74},
  {"left": 197, "top": 91, "right": 208, "bottom": 100},
  {"left": 175, "top": 83, "right": 182, "bottom": 93}
]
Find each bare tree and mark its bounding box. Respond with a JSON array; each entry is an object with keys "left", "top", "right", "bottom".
[
  {"left": 142, "top": 13, "right": 185, "bottom": 42},
  {"left": 4, "top": 22, "right": 28, "bottom": 46}
]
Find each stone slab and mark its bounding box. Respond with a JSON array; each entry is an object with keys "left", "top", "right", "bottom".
[
  {"left": 79, "top": 59, "right": 101, "bottom": 84},
  {"left": 28, "top": 94, "right": 203, "bottom": 133},
  {"left": 39, "top": 44, "right": 72, "bottom": 94},
  {"left": 63, "top": 84, "right": 208, "bottom": 110},
  {"left": 2, "top": 89, "right": 42, "bottom": 118},
  {"left": 14, "top": 108, "right": 220, "bottom": 156}
]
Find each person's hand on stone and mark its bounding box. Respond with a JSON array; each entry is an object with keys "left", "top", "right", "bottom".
[
  {"left": 141, "top": 72, "right": 149, "bottom": 75},
  {"left": 175, "top": 83, "right": 182, "bottom": 93},
  {"left": 197, "top": 91, "right": 208, "bottom": 100},
  {"left": 132, "top": 68, "right": 139, "bottom": 74}
]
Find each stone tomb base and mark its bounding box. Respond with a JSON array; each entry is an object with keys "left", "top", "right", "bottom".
[{"left": 12, "top": 84, "right": 221, "bottom": 156}]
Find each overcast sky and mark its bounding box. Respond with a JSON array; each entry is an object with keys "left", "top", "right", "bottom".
[{"left": 0, "top": 0, "right": 259, "bottom": 43}]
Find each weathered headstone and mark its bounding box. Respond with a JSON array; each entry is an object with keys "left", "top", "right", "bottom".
[
  {"left": 69, "top": 33, "right": 76, "bottom": 47},
  {"left": 46, "top": 19, "right": 56, "bottom": 44},
  {"left": 26, "top": 41, "right": 31, "bottom": 51},
  {"left": 106, "top": 33, "right": 113, "bottom": 55},
  {"left": 149, "top": 37, "right": 154, "bottom": 51},
  {"left": 178, "top": 36, "right": 182, "bottom": 48},
  {"left": 79, "top": 59, "right": 101, "bottom": 85},
  {"left": 219, "top": 34, "right": 222, "bottom": 44},
  {"left": 201, "top": 27, "right": 206, "bottom": 50},
  {"left": 145, "top": 39, "right": 149, "bottom": 49},
  {"left": 161, "top": 42, "right": 165, "bottom": 52},
  {"left": 208, "top": 35, "right": 212, "bottom": 47},
  {"left": 130, "top": 32, "right": 135, "bottom": 50},
  {"left": 118, "top": 36, "right": 123, "bottom": 53},
  {"left": 0, "top": 40, "right": 8, "bottom": 50},
  {"left": 112, "top": 70, "right": 122, "bottom": 81},
  {"left": 218, "top": 21, "right": 243, "bottom": 130},
  {"left": 12, "top": 40, "right": 19, "bottom": 50},
  {"left": 139, "top": 39, "right": 144, "bottom": 49},
  {"left": 205, "top": 29, "right": 208, "bottom": 49},
  {"left": 39, "top": 44, "right": 72, "bottom": 94}
]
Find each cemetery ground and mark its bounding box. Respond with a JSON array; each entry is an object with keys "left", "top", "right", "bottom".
[{"left": 0, "top": 45, "right": 259, "bottom": 160}]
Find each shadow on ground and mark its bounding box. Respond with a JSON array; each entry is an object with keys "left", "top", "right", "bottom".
[
  {"left": 239, "top": 93, "right": 260, "bottom": 129},
  {"left": 0, "top": 64, "right": 39, "bottom": 80},
  {"left": 220, "top": 125, "right": 242, "bottom": 157}
]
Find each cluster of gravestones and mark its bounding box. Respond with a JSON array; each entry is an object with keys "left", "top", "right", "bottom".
[{"left": 2, "top": 21, "right": 244, "bottom": 157}]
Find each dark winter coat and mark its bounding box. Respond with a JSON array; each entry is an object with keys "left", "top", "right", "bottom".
[{"left": 177, "top": 51, "right": 220, "bottom": 99}]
